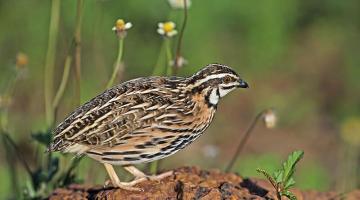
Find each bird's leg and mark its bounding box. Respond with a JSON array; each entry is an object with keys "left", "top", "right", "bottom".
[
  {"left": 103, "top": 163, "right": 142, "bottom": 191},
  {"left": 123, "top": 165, "right": 174, "bottom": 182},
  {"left": 123, "top": 165, "right": 147, "bottom": 179}
]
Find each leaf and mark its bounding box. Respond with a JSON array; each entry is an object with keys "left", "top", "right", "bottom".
[
  {"left": 273, "top": 169, "right": 283, "bottom": 184},
  {"left": 281, "top": 190, "right": 297, "bottom": 200},
  {"left": 256, "top": 168, "right": 277, "bottom": 189},
  {"left": 46, "top": 156, "right": 59, "bottom": 182},
  {"left": 255, "top": 151, "right": 304, "bottom": 200},
  {"left": 284, "top": 177, "right": 296, "bottom": 190},
  {"left": 57, "top": 156, "right": 83, "bottom": 187},
  {"left": 31, "top": 130, "right": 52, "bottom": 146},
  {"left": 31, "top": 168, "right": 47, "bottom": 190},
  {"left": 281, "top": 150, "right": 304, "bottom": 184}
]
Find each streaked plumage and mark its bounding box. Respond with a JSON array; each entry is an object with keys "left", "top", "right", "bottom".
[{"left": 48, "top": 63, "right": 248, "bottom": 190}]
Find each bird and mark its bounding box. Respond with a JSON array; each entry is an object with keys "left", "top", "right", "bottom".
[{"left": 47, "top": 63, "right": 249, "bottom": 191}]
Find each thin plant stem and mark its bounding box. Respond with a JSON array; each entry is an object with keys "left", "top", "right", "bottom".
[
  {"left": 152, "top": 41, "right": 166, "bottom": 76},
  {"left": 74, "top": 0, "right": 84, "bottom": 105},
  {"left": 149, "top": 39, "right": 173, "bottom": 172},
  {"left": 152, "top": 11, "right": 172, "bottom": 76},
  {"left": 106, "top": 38, "right": 124, "bottom": 89},
  {"left": 1, "top": 133, "right": 32, "bottom": 175},
  {"left": 1, "top": 132, "right": 20, "bottom": 198},
  {"left": 0, "top": 111, "right": 8, "bottom": 132},
  {"left": 276, "top": 190, "right": 281, "bottom": 200},
  {"left": 0, "top": 70, "right": 23, "bottom": 197},
  {"left": 165, "top": 38, "right": 173, "bottom": 76},
  {"left": 0, "top": 71, "right": 20, "bottom": 131},
  {"left": 173, "top": 0, "right": 188, "bottom": 75},
  {"left": 150, "top": 12, "right": 180, "bottom": 172},
  {"left": 52, "top": 56, "right": 72, "bottom": 110},
  {"left": 57, "top": 156, "right": 83, "bottom": 186},
  {"left": 44, "top": 0, "right": 61, "bottom": 127},
  {"left": 149, "top": 160, "right": 158, "bottom": 175},
  {"left": 225, "top": 110, "right": 266, "bottom": 172}
]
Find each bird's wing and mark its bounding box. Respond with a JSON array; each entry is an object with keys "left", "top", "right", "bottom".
[
  {"left": 49, "top": 76, "right": 187, "bottom": 152},
  {"left": 76, "top": 90, "right": 179, "bottom": 147}
]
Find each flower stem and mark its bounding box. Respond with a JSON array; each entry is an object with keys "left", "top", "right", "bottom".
[
  {"left": 165, "top": 38, "right": 173, "bottom": 76},
  {"left": 173, "top": 0, "right": 188, "bottom": 75},
  {"left": 74, "top": 0, "right": 84, "bottom": 105},
  {"left": 0, "top": 72, "right": 19, "bottom": 131},
  {"left": 152, "top": 42, "right": 166, "bottom": 76},
  {"left": 106, "top": 38, "right": 124, "bottom": 89},
  {"left": 149, "top": 38, "right": 174, "bottom": 174},
  {"left": 1, "top": 132, "right": 19, "bottom": 198},
  {"left": 44, "top": 0, "right": 61, "bottom": 127},
  {"left": 52, "top": 56, "right": 72, "bottom": 110},
  {"left": 1, "top": 132, "right": 32, "bottom": 177},
  {"left": 225, "top": 110, "right": 266, "bottom": 172},
  {"left": 0, "top": 110, "right": 8, "bottom": 132}
]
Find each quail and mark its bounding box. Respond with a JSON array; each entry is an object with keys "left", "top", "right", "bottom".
[{"left": 47, "top": 63, "right": 249, "bottom": 191}]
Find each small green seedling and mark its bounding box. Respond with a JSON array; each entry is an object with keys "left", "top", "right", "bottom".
[{"left": 257, "top": 150, "right": 304, "bottom": 200}]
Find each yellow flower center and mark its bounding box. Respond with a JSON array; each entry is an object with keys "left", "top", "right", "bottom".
[
  {"left": 163, "top": 22, "right": 174, "bottom": 33},
  {"left": 116, "top": 19, "right": 125, "bottom": 30},
  {"left": 341, "top": 118, "right": 360, "bottom": 146},
  {"left": 16, "top": 52, "right": 28, "bottom": 68}
]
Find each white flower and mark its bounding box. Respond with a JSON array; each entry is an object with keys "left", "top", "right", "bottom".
[
  {"left": 168, "top": 0, "right": 191, "bottom": 9},
  {"left": 157, "top": 21, "right": 177, "bottom": 37},
  {"left": 112, "top": 19, "right": 132, "bottom": 38},
  {"left": 263, "top": 109, "right": 277, "bottom": 129},
  {"left": 170, "top": 56, "right": 188, "bottom": 68},
  {"left": 202, "top": 144, "right": 219, "bottom": 158}
]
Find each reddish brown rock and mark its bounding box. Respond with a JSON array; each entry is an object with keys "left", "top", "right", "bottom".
[{"left": 48, "top": 166, "right": 358, "bottom": 200}]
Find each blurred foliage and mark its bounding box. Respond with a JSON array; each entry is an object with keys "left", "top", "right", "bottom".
[
  {"left": 235, "top": 153, "right": 328, "bottom": 191},
  {"left": 340, "top": 117, "right": 360, "bottom": 147},
  {"left": 0, "top": 0, "right": 360, "bottom": 199},
  {"left": 257, "top": 150, "right": 304, "bottom": 200},
  {"left": 1, "top": 130, "right": 81, "bottom": 199},
  {"left": 296, "top": 161, "right": 330, "bottom": 191},
  {"left": 236, "top": 154, "right": 282, "bottom": 178},
  {"left": 1, "top": 0, "right": 360, "bottom": 128}
]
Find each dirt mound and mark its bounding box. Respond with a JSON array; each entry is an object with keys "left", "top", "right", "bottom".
[{"left": 48, "top": 166, "right": 359, "bottom": 200}]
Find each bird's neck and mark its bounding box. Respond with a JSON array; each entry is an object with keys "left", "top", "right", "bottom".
[
  {"left": 204, "top": 88, "right": 219, "bottom": 108},
  {"left": 205, "top": 88, "right": 220, "bottom": 108},
  {"left": 178, "top": 77, "right": 220, "bottom": 108}
]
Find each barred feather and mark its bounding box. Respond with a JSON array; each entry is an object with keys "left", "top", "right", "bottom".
[{"left": 48, "top": 63, "right": 248, "bottom": 165}]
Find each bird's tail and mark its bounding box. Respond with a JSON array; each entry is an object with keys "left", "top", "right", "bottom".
[{"left": 45, "top": 139, "right": 63, "bottom": 153}]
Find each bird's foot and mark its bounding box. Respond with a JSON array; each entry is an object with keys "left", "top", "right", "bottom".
[
  {"left": 134, "top": 170, "right": 174, "bottom": 181},
  {"left": 103, "top": 179, "right": 111, "bottom": 188},
  {"left": 105, "top": 166, "right": 174, "bottom": 191},
  {"left": 104, "top": 178, "right": 144, "bottom": 191},
  {"left": 107, "top": 180, "right": 144, "bottom": 191}
]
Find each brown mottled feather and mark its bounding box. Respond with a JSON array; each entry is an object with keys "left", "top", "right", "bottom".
[
  {"left": 51, "top": 77, "right": 186, "bottom": 148},
  {"left": 48, "top": 64, "right": 245, "bottom": 165}
]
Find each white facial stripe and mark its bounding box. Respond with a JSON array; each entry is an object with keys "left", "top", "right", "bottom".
[
  {"left": 219, "top": 87, "right": 236, "bottom": 97},
  {"left": 208, "top": 88, "right": 219, "bottom": 105},
  {"left": 193, "top": 73, "right": 238, "bottom": 87},
  {"left": 222, "top": 82, "right": 239, "bottom": 88}
]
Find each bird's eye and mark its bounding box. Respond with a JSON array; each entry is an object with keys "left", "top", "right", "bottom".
[{"left": 224, "top": 76, "right": 232, "bottom": 83}]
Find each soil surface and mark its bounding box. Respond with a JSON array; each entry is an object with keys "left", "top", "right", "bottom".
[{"left": 48, "top": 166, "right": 360, "bottom": 200}]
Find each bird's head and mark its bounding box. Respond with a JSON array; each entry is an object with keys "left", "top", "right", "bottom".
[{"left": 187, "top": 63, "right": 249, "bottom": 107}]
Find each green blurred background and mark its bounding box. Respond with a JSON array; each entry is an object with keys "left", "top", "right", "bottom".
[{"left": 1, "top": 0, "right": 360, "bottom": 199}]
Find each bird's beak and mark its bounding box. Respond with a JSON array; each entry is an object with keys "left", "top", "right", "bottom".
[{"left": 238, "top": 79, "right": 249, "bottom": 88}]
